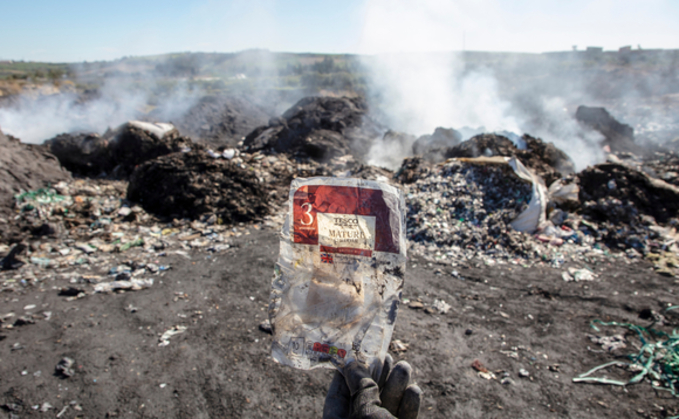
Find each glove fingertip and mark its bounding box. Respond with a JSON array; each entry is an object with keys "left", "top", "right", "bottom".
[
  {"left": 398, "top": 384, "right": 423, "bottom": 419},
  {"left": 377, "top": 353, "right": 394, "bottom": 388},
  {"left": 323, "top": 371, "right": 351, "bottom": 419}
]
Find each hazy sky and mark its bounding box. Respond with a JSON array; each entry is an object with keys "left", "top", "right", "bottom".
[{"left": 2, "top": 0, "right": 678, "bottom": 62}]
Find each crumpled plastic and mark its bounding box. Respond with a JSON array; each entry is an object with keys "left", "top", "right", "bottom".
[
  {"left": 269, "top": 177, "right": 407, "bottom": 370},
  {"left": 456, "top": 156, "right": 547, "bottom": 233}
]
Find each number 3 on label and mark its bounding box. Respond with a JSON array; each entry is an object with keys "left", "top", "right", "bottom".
[{"left": 301, "top": 203, "right": 314, "bottom": 225}]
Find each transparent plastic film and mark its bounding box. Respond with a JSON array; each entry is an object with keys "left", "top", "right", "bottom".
[{"left": 269, "top": 177, "right": 407, "bottom": 370}]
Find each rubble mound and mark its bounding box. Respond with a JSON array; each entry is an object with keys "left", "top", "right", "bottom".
[
  {"left": 575, "top": 106, "right": 638, "bottom": 153},
  {"left": 242, "top": 96, "right": 378, "bottom": 162},
  {"left": 520, "top": 135, "right": 575, "bottom": 183},
  {"left": 640, "top": 152, "right": 679, "bottom": 187},
  {"left": 108, "top": 122, "right": 193, "bottom": 177},
  {"left": 45, "top": 132, "right": 111, "bottom": 176},
  {"left": 0, "top": 129, "right": 71, "bottom": 240},
  {"left": 127, "top": 150, "right": 270, "bottom": 223},
  {"left": 445, "top": 133, "right": 516, "bottom": 159},
  {"left": 402, "top": 159, "right": 535, "bottom": 259},
  {"left": 45, "top": 122, "right": 194, "bottom": 178},
  {"left": 395, "top": 157, "right": 429, "bottom": 184},
  {"left": 412, "top": 127, "right": 462, "bottom": 162},
  {"left": 444, "top": 133, "right": 574, "bottom": 185},
  {"left": 578, "top": 163, "right": 679, "bottom": 225},
  {"left": 165, "top": 96, "right": 271, "bottom": 148}
]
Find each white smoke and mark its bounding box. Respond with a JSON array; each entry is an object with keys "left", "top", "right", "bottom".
[
  {"left": 0, "top": 64, "right": 201, "bottom": 144},
  {"left": 358, "top": 0, "right": 608, "bottom": 171},
  {"left": 0, "top": 83, "right": 144, "bottom": 144}
]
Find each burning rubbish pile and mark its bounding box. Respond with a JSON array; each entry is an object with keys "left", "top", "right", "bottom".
[
  {"left": 576, "top": 105, "right": 638, "bottom": 153},
  {"left": 159, "top": 95, "right": 272, "bottom": 148},
  {"left": 0, "top": 96, "right": 678, "bottom": 280},
  {"left": 399, "top": 157, "right": 537, "bottom": 261},
  {"left": 412, "top": 127, "right": 462, "bottom": 162},
  {"left": 242, "top": 96, "right": 383, "bottom": 162},
  {"left": 444, "top": 133, "right": 575, "bottom": 185},
  {"left": 575, "top": 161, "right": 679, "bottom": 273},
  {"left": 396, "top": 135, "right": 679, "bottom": 275},
  {"left": 45, "top": 121, "right": 193, "bottom": 178}
]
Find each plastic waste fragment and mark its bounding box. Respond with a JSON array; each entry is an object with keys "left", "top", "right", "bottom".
[
  {"left": 94, "top": 278, "right": 154, "bottom": 293},
  {"left": 269, "top": 177, "right": 406, "bottom": 370},
  {"left": 159, "top": 325, "right": 187, "bottom": 346}
]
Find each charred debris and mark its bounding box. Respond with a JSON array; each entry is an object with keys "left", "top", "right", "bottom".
[{"left": 1, "top": 95, "right": 678, "bottom": 286}]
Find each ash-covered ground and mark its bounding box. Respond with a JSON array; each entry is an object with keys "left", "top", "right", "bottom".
[{"left": 1, "top": 91, "right": 678, "bottom": 418}]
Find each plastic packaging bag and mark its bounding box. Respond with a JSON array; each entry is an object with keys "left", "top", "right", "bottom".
[{"left": 269, "top": 177, "right": 407, "bottom": 370}]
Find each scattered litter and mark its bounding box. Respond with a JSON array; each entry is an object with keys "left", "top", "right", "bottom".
[
  {"left": 472, "top": 359, "right": 496, "bottom": 380},
  {"left": 390, "top": 339, "right": 409, "bottom": 353},
  {"left": 58, "top": 287, "right": 83, "bottom": 297},
  {"left": 258, "top": 319, "right": 272, "bottom": 334},
  {"left": 501, "top": 377, "right": 515, "bottom": 385},
  {"left": 159, "top": 325, "right": 187, "bottom": 346},
  {"left": 567, "top": 267, "right": 597, "bottom": 282},
  {"left": 55, "top": 357, "right": 75, "bottom": 378},
  {"left": 588, "top": 334, "right": 627, "bottom": 352},
  {"left": 94, "top": 278, "right": 154, "bottom": 293},
  {"left": 574, "top": 315, "right": 679, "bottom": 396},
  {"left": 433, "top": 299, "right": 451, "bottom": 314}
]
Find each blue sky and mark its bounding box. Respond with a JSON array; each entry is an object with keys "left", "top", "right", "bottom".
[{"left": 2, "top": 0, "right": 678, "bottom": 62}]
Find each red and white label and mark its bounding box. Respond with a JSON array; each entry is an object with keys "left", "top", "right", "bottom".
[{"left": 292, "top": 185, "right": 400, "bottom": 255}]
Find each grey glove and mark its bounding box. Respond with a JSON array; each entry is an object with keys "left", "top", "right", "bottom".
[{"left": 323, "top": 354, "right": 422, "bottom": 419}]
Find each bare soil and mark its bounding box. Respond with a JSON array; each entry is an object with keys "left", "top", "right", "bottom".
[{"left": 1, "top": 225, "right": 678, "bottom": 418}]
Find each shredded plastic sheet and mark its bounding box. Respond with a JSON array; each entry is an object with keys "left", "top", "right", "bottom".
[
  {"left": 269, "top": 177, "right": 406, "bottom": 370},
  {"left": 573, "top": 313, "right": 679, "bottom": 397}
]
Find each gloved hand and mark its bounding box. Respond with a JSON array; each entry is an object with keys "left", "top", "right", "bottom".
[{"left": 323, "top": 354, "right": 422, "bottom": 419}]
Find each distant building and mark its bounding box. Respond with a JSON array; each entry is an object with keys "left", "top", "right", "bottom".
[
  {"left": 619, "top": 46, "right": 632, "bottom": 53},
  {"left": 586, "top": 46, "right": 603, "bottom": 54}
]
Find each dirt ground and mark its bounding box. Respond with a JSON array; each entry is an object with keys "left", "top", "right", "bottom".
[{"left": 1, "top": 224, "right": 678, "bottom": 419}]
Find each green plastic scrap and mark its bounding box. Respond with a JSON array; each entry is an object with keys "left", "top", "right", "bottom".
[
  {"left": 573, "top": 315, "right": 679, "bottom": 397},
  {"left": 118, "top": 238, "right": 144, "bottom": 252},
  {"left": 15, "top": 188, "right": 68, "bottom": 205}
]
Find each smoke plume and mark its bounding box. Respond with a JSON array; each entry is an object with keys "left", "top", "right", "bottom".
[{"left": 357, "top": 0, "right": 621, "bottom": 171}]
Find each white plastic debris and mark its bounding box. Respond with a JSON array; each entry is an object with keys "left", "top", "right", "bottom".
[
  {"left": 432, "top": 299, "right": 451, "bottom": 314},
  {"left": 222, "top": 149, "right": 238, "bottom": 159},
  {"left": 568, "top": 267, "right": 597, "bottom": 281},
  {"left": 126, "top": 121, "right": 175, "bottom": 138},
  {"left": 159, "top": 325, "right": 187, "bottom": 347},
  {"left": 94, "top": 278, "right": 154, "bottom": 293},
  {"left": 269, "top": 177, "right": 407, "bottom": 370},
  {"left": 548, "top": 179, "right": 580, "bottom": 206}
]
